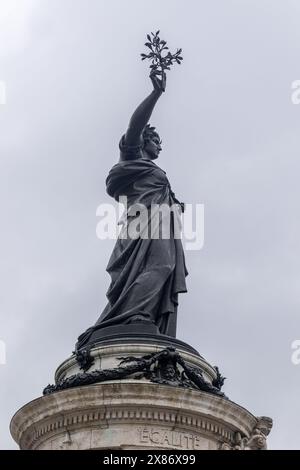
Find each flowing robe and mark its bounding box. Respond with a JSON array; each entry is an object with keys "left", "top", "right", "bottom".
[{"left": 77, "top": 139, "right": 188, "bottom": 349}]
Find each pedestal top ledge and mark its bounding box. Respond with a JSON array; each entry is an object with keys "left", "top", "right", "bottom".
[{"left": 11, "top": 382, "right": 269, "bottom": 450}]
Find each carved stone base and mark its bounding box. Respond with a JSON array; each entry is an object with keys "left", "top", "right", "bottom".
[
  {"left": 55, "top": 339, "right": 219, "bottom": 386},
  {"left": 10, "top": 340, "right": 272, "bottom": 450},
  {"left": 11, "top": 382, "right": 272, "bottom": 450}
]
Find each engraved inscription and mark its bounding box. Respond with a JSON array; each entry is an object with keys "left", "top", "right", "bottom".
[{"left": 138, "top": 427, "right": 202, "bottom": 449}]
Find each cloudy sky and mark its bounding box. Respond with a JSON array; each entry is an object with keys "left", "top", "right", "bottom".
[{"left": 1, "top": 0, "right": 300, "bottom": 449}]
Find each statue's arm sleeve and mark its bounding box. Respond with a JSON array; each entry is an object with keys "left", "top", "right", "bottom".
[{"left": 119, "top": 134, "right": 143, "bottom": 161}]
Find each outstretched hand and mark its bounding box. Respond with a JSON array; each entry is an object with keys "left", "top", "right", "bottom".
[{"left": 150, "top": 70, "right": 166, "bottom": 93}]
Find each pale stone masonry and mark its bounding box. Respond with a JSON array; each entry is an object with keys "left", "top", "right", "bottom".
[{"left": 10, "top": 341, "right": 272, "bottom": 450}]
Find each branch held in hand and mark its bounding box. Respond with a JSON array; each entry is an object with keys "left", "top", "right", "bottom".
[{"left": 141, "top": 30, "right": 183, "bottom": 79}]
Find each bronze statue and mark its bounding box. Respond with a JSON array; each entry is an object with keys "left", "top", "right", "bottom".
[{"left": 77, "top": 33, "right": 186, "bottom": 350}]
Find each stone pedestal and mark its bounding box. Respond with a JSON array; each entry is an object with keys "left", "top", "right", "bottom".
[{"left": 10, "top": 337, "right": 272, "bottom": 450}]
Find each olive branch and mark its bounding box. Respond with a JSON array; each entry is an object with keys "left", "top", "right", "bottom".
[{"left": 141, "top": 30, "right": 183, "bottom": 76}]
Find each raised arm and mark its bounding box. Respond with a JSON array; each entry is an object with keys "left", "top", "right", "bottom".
[{"left": 125, "top": 71, "right": 166, "bottom": 146}]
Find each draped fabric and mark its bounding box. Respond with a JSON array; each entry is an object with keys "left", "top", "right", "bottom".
[{"left": 76, "top": 144, "right": 188, "bottom": 350}]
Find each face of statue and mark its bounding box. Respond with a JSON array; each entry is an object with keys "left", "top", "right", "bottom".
[{"left": 143, "top": 136, "right": 162, "bottom": 160}]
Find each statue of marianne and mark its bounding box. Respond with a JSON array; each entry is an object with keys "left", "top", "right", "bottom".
[{"left": 76, "top": 71, "right": 188, "bottom": 350}]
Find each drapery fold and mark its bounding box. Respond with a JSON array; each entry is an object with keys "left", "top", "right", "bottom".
[{"left": 77, "top": 159, "right": 187, "bottom": 349}]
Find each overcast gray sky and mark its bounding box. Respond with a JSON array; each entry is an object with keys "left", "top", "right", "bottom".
[{"left": 1, "top": 0, "right": 300, "bottom": 449}]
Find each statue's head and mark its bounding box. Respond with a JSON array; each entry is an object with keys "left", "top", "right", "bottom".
[{"left": 142, "top": 124, "right": 162, "bottom": 160}]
